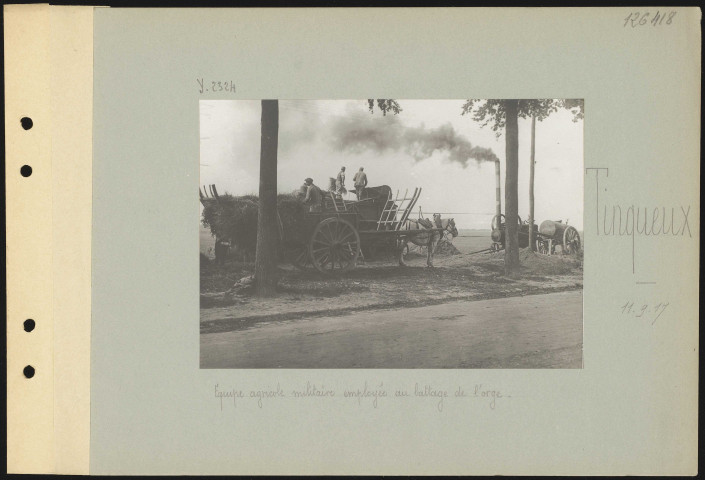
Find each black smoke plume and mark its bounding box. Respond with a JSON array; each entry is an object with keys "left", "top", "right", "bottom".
[{"left": 328, "top": 113, "right": 498, "bottom": 167}]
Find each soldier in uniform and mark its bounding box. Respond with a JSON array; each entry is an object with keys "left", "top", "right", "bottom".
[
  {"left": 353, "top": 167, "right": 368, "bottom": 200},
  {"left": 303, "top": 177, "right": 323, "bottom": 212},
  {"left": 336, "top": 166, "right": 347, "bottom": 196}
]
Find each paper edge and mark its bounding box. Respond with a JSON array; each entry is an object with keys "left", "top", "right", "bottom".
[
  {"left": 50, "top": 5, "right": 94, "bottom": 475},
  {"left": 4, "top": 3, "right": 55, "bottom": 473},
  {"left": 5, "top": 3, "right": 94, "bottom": 474}
]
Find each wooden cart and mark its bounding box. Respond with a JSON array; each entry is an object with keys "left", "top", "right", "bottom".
[{"left": 282, "top": 185, "right": 445, "bottom": 273}]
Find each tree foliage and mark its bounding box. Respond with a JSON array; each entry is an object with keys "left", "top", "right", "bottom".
[
  {"left": 461, "top": 99, "right": 584, "bottom": 136},
  {"left": 367, "top": 99, "right": 403, "bottom": 116}
]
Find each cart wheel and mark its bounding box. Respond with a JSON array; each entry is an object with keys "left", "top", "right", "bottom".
[
  {"left": 309, "top": 217, "right": 360, "bottom": 273},
  {"left": 562, "top": 226, "right": 581, "bottom": 255},
  {"left": 284, "top": 241, "right": 311, "bottom": 270}
]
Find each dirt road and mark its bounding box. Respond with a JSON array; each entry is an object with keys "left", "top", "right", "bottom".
[{"left": 200, "top": 290, "right": 582, "bottom": 369}]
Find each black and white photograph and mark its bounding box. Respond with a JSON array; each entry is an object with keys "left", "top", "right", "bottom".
[
  {"left": 199, "top": 99, "right": 584, "bottom": 368},
  {"left": 7, "top": 4, "right": 700, "bottom": 474}
]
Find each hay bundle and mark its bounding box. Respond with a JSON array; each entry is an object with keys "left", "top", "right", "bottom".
[
  {"left": 201, "top": 194, "right": 258, "bottom": 253},
  {"left": 276, "top": 195, "right": 307, "bottom": 243},
  {"left": 518, "top": 248, "right": 580, "bottom": 275},
  {"left": 201, "top": 193, "right": 307, "bottom": 255},
  {"left": 434, "top": 238, "right": 462, "bottom": 255}
]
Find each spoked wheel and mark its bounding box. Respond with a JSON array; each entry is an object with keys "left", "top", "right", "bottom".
[
  {"left": 309, "top": 217, "right": 361, "bottom": 273},
  {"left": 491, "top": 214, "right": 522, "bottom": 231},
  {"left": 284, "top": 241, "right": 311, "bottom": 270},
  {"left": 562, "top": 226, "right": 581, "bottom": 255}
]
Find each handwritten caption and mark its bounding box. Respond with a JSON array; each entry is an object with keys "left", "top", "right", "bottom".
[
  {"left": 624, "top": 11, "right": 677, "bottom": 28},
  {"left": 587, "top": 169, "right": 693, "bottom": 275},
  {"left": 214, "top": 381, "right": 508, "bottom": 412},
  {"left": 621, "top": 301, "right": 669, "bottom": 325},
  {"left": 197, "top": 78, "right": 236, "bottom": 94}
]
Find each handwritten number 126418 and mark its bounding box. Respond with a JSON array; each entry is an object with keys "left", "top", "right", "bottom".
[
  {"left": 624, "top": 11, "right": 677, "bottom": 28},
  {"left": 197, "top": 78, "right": 236, "bottom": 94}
]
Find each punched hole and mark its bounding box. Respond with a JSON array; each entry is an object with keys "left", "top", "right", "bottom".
[
  {"left": 24, "top": 319, "right": 36, "bottom": 332},
  {"left": 24, "top": 365, "right": 35, "bottom": 378},
  {"left": 21, "top": 117, "right": 33, "bottom": 130},
  {"left": 20, "top": 165, "right": 32, "bottom": 177}
]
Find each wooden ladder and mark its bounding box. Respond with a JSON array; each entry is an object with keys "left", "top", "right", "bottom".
[{"left": 376, "top": 187, "right": 422, "bottom": 231}]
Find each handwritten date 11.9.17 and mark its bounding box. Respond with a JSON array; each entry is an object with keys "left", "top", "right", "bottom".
[
  {"left": 197, "top": 78, "right": 236, "bottom": 94},
  {"left": 624, "top": 10, "right": 677, "bottom": 28},
  {"left": 621, "top": 301, "right": 669, "bottom": 325}
]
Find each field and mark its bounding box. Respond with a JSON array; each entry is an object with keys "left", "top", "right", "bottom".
[
  {"left": 201, "top": 225, "right": 494, "bottom": 257},
  {"left": 202, "top": 225, "right": 582, "bottom": 257},
  {"left": 450, "top": 229, "right": 494, "bottom": 254},
  {"left": 199, "top": 222, "right": 583, "bottom": 333}
]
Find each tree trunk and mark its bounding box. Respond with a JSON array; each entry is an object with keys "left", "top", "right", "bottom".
[
  {"left": 255, "top": 100, "right": 279, "bottom": 297},
  {"left": 528, "top": 114, "right": 536, "bottom": 252},
  {"left": 503, "top": 99, "right": 521, "bottom": 275}
]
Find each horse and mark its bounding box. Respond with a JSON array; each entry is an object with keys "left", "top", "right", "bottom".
[{"left": 398, "top": 213, "right": 458, "bottom": 267}]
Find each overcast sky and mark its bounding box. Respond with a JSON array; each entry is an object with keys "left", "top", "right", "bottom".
[{"left": 200, "top": 99, "right": 583, "bottom": 230}]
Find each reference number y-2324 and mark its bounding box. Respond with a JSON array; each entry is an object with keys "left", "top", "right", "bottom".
[{"left": 197, "top": 78, "right": 236, "bottom": 94}]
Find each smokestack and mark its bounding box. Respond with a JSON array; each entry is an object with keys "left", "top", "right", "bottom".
[{"left": 494, "top": 160, "right": 501, "bottom": 218}]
